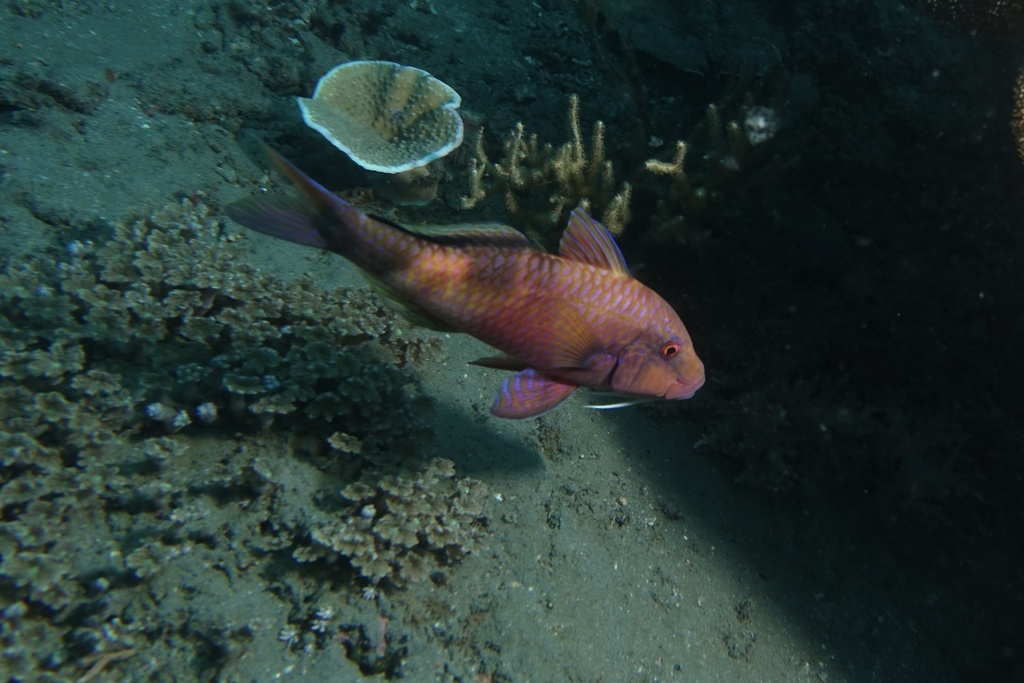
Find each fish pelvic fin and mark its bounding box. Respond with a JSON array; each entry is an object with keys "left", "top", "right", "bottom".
[
  {"left": 492, "top": 369, "right": 577, "bottom": 419},
  {"left": 225, "top": 144, "right": 366, "bottom": 252}
]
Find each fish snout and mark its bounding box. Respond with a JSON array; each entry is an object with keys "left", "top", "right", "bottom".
[{"left": 665, "top": 360, "right": 705, "bottom": 400}]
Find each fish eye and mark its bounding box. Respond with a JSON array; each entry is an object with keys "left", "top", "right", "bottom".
[{"left": 661, "top": 341, "right": 681, "bottom": 359}]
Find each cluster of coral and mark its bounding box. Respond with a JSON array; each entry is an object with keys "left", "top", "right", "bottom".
[
  {"left": 293, "top": 58, "right": 793, "bottom": 250},
  {"left": 0, "top": 200, "right": 425, "bottom": 442},
  {"left": 0, "top": 201, "right": 489, "bottom": 677},
  {"left": 457, "top": 92, "right": 791, "bottom": 248},
  {"left": 461, "top": 94, "right": 632, "bottom": 238},
  {"left": 292, "top": 456, "right": 488, "bottom": 587}
]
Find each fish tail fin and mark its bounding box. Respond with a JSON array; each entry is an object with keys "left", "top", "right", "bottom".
[{"left": 224, "top": 143, "right": 366, "bottom": 251}]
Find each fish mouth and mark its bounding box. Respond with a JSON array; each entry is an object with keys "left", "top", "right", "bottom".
[{"left": 665, "top": 375, "right": 705, "bottom": 400}]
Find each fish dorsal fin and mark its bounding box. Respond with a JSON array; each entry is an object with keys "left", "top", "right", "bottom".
[
  {"left": 373, "top": 217, "right": 535, "bottom": 250},
  {"left": 558, "top": 208, "right": 630, "bottom": 275}
]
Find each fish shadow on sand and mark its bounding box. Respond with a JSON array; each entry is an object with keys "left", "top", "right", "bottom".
[{"left": 419, "top": 399, "right": 548, "bottom": 477}]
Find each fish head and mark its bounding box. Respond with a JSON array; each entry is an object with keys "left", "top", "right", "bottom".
[{"left": 609, "top": 309, "right": 705, "bottom": 401}]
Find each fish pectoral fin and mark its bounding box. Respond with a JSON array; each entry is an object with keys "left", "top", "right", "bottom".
[
  {"left": 492, "top": 369, "right": 577, "bottom": 419},
  {"left": 544, "top": 303, "right": 608, "bottom": 369},
  {"left": 470, "top": 355, "right": 529, "bottom": 371}
]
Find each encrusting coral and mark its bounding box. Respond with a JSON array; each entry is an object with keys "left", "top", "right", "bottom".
[
  {"left": 299, "top": 60, "right": 464, "bottom": 206},
  {"left": 462, "top": 94, "right": 632, "bottom": 238},
  {"left": 0, "top": 200, "right": 489, "bottom": 678}
]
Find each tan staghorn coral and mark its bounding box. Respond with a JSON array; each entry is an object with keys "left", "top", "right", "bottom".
[
  {"left": 641, "top": 103, "right": 747, "bottom": 243},
  {"left": 644, "top": 139, "right": 706, "bottom": 216},
  {"left": 462, "top": 94, "right": 632, "bottom": 238},
  {"left": 641, "top": 101, "right": 794, "bottom": 245}
]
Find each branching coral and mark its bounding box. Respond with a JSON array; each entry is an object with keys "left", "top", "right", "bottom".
[
  {"left": 462, "top": 94, "right": 632, "bottom": 238},
  {"left": 640, "top": 101, "right": 794, "bottom": 245},
  {"left": 0, "top": 199, "right": 436, "bottom": 447},
  {"left": 0, "top": 200, "right": 488, "bottom": 678},
  {"left": 286, "top": 457, "right": 488, "bottom": 588}
]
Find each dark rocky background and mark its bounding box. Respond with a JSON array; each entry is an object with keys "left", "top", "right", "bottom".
[{"left": 1, "top": 0, "right": 1022, "bottom": 680}]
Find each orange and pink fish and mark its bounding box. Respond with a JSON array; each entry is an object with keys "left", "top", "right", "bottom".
[{"left": 226, "top": 148, "right": 704, "bottom": 419}]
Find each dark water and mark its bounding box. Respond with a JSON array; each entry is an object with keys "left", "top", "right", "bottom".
[{"left": 1, "top": 0, "right": 1021, "bottom": 681}]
